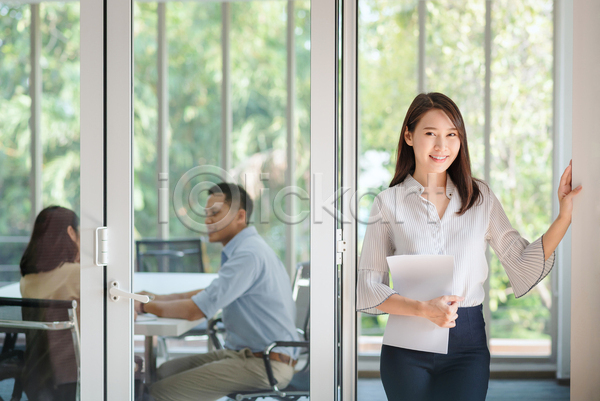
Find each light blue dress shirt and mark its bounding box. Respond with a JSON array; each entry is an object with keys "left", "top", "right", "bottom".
[{"left": 192, "top": 226, "right": 299, "bottom": 358}]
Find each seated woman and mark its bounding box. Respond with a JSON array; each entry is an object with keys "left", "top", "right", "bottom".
[
  {"left": 19, "top": 205, "right": 80, "bottom": 401},
  {"left": 20, "top": 206, "right": 80, "bottom": 314},
  {"left": 19, "top": 206, "right": 146, "bottom": 400}
]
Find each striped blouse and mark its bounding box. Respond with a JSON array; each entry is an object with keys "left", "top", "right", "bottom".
[{"left": 356, "top": 173, "right": 555, "bottom": 314}]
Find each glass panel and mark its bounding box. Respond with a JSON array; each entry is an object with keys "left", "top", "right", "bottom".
[
  {"left": 0, "top": 1, "right": 81, "bottom": 399},
  {"left": 133, "top": 1, "right": 310, "bottom": 399},
  {"left": 356, "top": 0, "right": 555, "bottom": 396},
  {"left": 490, "top": 0, "right": 554, "bottom": 357},
  {"left": 0, "top": 3, "right": 33, "bottom": 286},
  {"left": 357, "top": 0, "right": 418, "bottom": 354},
  {"left": 425, "top": 0, "right": 485, "bottom": 179}
]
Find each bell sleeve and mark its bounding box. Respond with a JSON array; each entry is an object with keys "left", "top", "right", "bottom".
[
  {"left": 356, "top": 195, "right": 398, "bottom": 315},
  {"left": 485, "top": 187, "right": 556, "bottom": 298}
]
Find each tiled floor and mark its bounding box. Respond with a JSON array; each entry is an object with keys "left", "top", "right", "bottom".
[
  {"left": 0, "top": 378, "right": 569, "bottom": 400},
  {"left": 357, "top": 378, "right": 570, "bottom": 401}
]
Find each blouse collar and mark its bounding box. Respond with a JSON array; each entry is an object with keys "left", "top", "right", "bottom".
[{"left": 402, "top": 172, "right": 456, "bottom": 200}]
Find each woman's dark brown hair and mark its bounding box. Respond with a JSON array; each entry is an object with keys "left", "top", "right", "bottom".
[
  {"left": 20, "top": 206, "right": 79, "bottom": 276},
  {"left": 389, "top": 92, "right": 485, "bottom": 215}
]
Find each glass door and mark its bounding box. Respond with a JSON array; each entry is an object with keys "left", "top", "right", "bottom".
[
  {"left": 0, "top": 2, "right": 89, "bottom": 400},
  {"left": 343, "top": 1, "right": 559, "bottom": 399},
  {"left": 94, "top": 0, "right": 341, "bottom": 399},
  {"left": 79, "top": 0, "right": 133, "bottom": 398}
]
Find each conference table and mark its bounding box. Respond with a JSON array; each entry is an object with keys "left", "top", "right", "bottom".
[
  {"left": 133, "top": 272, "right": 218, "bottom": 383},
  {"left": 0, "top": 272, "right": 218, "bottom": 384}
]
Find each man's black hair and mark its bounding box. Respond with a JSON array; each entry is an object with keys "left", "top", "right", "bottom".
[{"left": 208, "top": 183, "right": 253, "bottom": 224}]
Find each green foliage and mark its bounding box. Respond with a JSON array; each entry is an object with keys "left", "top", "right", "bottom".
[
  {"left": 133, "top": 1, "right": 311, "bottom": 272},
  {"left": 40, "top": 3, "right": 80, "bottom": 214},
  {"left": 488, "top": 0, "right": 553, "bottom": 341},
  {"left": 1, "top": 1, "right": 311, "bottom": 276},
  {"left": 0, "top": 3, "right": 33, "bottom": 236},
  {"left": 1, "top": 0, "right": 555, "bottom": 344},
  {"left": 426, "top": 0, "right": 486, "bottom": 177},
  {"left": 358, "top": 0, "right": 418, "bottom": 178},
  {"left": 0, "top": 3, "right": 80, "bottom": 283},
  {"left": 0, "top": 2, "right": 80, "bottom": 237}
]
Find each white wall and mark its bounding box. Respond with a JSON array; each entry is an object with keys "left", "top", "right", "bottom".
[{"left": 571, "top": 0, "right": 600, "bottom": 397}]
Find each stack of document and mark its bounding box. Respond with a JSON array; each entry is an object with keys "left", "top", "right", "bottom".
[{"left": 383, "top": 255, "right": 454, "bottom": 354}]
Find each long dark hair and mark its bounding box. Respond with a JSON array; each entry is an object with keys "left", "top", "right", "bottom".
[
  {"left": 389, "top": 92, "right": 484, "bottom": 215},
  {"left": 20, "top": 206, "right": 79, "bottom": 276}
]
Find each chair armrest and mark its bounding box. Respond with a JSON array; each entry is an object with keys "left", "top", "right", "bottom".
[
  {"left": 0, "top": 297, "right": 76, "bottom": 310},
  {"left": 261, "top": 340, "right": 310, "bottom": 388},
  {"left": 207, "top": 317, "right": 223, "bottom": 350},
  {"left": 267, "top": 341, "right": 309, "bottom": 349}
]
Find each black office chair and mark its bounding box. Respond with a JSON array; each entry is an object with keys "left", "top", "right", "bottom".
[
  {"left": 135, "top": 238, "right": 204, "bottom": 273},
  {"left": 0, "top": 332, "right": 24, "bottom": 401},
  {"left": 221, "top": 261, "right": 310, "bottom": 401},
  {"left": 0, "top": 297, "right": 80, "bottom": 401}
]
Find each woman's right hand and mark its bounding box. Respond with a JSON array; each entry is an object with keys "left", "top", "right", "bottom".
[{"left": 421, "top": 295, "right": 464, "bottom": 328}]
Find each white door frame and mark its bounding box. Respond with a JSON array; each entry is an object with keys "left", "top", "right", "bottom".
[
  {"left": 310, "top": 0, "right": 340, "bottom": 399},
  {"left": 340, "top": 0, "right": 358, "bottom": 399},
  {"left": 81, "top": 0, "right": 343, "bottom": 399},
  {"left": 571, "top": 0, "right": 600, "bottom": 397},
  {"left": 80, "top": 0, "right": 108, "bottom": 398},
  {"left": 80, "top": 0, "right": 134, "bottom": 399},
  {"left": 104, "top": 0, "right": 135, "bottom": 398}
]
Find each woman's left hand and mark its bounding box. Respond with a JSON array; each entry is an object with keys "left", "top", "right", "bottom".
[{"left": 558, "top": 159, "right": 583, "bottom": 222}]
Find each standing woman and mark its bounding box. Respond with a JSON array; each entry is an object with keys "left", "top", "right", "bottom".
[{"left": 356, "top": 93, "right": 581, "bottom": 401}]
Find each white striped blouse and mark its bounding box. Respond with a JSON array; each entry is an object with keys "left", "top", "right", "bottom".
[{"left": 356, "top": 173, "right": 556, "bottom": 314}]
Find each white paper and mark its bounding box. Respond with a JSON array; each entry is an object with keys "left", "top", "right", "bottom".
[
  {"left": 383, "top": 255, "right": 454, "bottom": 354},
  {"left": 135, "top": 314, "right": 157, "bottom": 322}
]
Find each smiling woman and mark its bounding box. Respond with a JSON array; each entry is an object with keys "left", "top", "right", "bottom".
[
  {"left": 390, "top": 93, "right": 484, "bottom": 217},
  {"left": 403, "top": 109, "right": 460, "bottom": 178},
  {"left": 356, "top": 2, "right": 558, "bottom": 366},
  {"left": 356, "top": 92, "right": 578, "bottom": 401}
]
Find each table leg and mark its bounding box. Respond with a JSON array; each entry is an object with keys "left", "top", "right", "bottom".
[{"left": 145, "top": 335, "right": 156, "bottom": 384}]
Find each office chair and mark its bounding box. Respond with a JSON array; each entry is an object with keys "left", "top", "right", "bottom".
[
  {"left": 0, "top": 297, "right": 80, "bottom": 401},
  {"left": 135, "top": 238, "right": 204, "bottom": 273},
  {"left": 0, "top": 332, "right": 24, "bottom": 401},
  {"left": 219, "top": 261, "right": 310, "bottom": 401}
]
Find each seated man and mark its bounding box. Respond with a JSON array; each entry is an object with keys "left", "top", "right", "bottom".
[{"left": 136, "top": 183, "right": 299, "bottom": 401}]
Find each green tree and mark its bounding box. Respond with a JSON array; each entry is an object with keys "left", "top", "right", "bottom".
[{"left": 133, "top": 1, "right": 311, "bottom": 272}]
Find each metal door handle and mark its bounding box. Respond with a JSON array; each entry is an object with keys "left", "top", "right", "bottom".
[{"left": 109, "top": 281, "right": 154, "bottom": 303}]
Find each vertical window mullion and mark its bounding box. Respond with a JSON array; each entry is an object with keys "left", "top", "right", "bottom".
[
  {"left": 221, "top": 2, "right": 232, "bottom": 172},
  {"left": 285, "top": 0, "right": 297, "bottom": 279},
  {"left": 418, "top": 0, "right": 426, "bottom": 93},
  {"left": 30, "top": 3, "right": 43, "bottom": 222},
  {"left": 483, "top": 0, "right": 493, "bottom": 347},
  {"left": 157, "top": 2, "right": 169, "bottom": 240}
]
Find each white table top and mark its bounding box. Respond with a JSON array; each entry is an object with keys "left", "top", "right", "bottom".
[
  {"left": 134, "top": 272, "right": 217, "bottom": 336},
  {"left": 0, "top": 272, "right": 218, "bottom": 337},
  {"left": 134, "top": 272, "right": 217, "bottom": 294}
]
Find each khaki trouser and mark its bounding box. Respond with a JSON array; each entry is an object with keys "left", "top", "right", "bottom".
[{"left": 149, "top": 348, "right": 295, "bottom": 401}]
